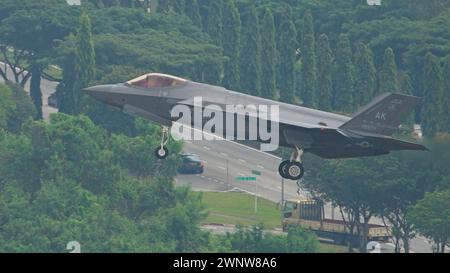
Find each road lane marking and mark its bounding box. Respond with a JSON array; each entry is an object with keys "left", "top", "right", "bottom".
[
  {"left": 237, "top": 173, "right": 245, "bottom": 176},
  {"left": 257, "top": 165, "right": 265, "bottom": 169},
  {"left": 220, "top": 152, "right": 228, "bottom": 157},
  {"left": 203, "top": 146, "right": 211, "bottom": 151},
  {"left": 238, "top": 159, "right": 246, "bottom": 163},
  {"left": 170, "top": 121, "right": 281, "bottom": 160},
  {"left": 217, "top": 166, "right": 226, "bottom": 171}
]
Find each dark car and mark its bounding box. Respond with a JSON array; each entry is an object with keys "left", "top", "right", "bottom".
[{"left": 178, "top": 153, "right": 204, "bottom": 174}]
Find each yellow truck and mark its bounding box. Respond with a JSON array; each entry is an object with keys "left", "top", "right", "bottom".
[{"left": 282, "top": 198, "right": 391, "bottom": 245}]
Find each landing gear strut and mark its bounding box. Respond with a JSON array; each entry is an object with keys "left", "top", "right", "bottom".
[
  {"left": 278, "top": 146, "right": 305, "bottom": 181},
  {"left": 155, "top": 126, "right": 170, "bottom": 159}
]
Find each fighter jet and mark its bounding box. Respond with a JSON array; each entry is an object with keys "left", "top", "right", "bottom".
[{"left": 84, "top": 73, "right": 427, "bottom": 180}]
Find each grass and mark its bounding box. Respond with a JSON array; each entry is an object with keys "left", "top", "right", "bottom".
[
  {"left": 201, "top": 191, "right": 348, "bottom": 253},
  {"left": 201, "top": 191, "right": 282, "bottom": 229}
]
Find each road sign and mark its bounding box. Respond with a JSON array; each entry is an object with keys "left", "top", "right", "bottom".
[
  {"left": 235, "top": 175, "right": 259, "bottom": 213},
  {"left": 252, "top": 170, "right": 262, "bottom": 176},
  {"left": 235, "top": 176, "right": 256, "bottom": 181}
]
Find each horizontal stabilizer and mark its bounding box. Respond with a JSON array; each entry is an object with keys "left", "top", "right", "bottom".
[{"left": 339, "top": 93, "right": 420, "bottom": 136}]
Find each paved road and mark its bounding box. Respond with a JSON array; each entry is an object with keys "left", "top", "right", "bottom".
[
  {"left": 178, "top": 139, "right": 307, "bottom": 202},
  {"left": 0, "top": 63, "right": 432, "bottom": 252}
]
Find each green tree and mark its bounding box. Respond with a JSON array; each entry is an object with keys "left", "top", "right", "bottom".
[
  {"left": 304, "top": 156, "right": 395, "bottom": 252},
  {"left": 0, "top": 111, "right": 211, "bottom": 252},
  {"left": 421, "top": 52, "right": 443, "bottom": 137},
  {"left": 173, "top": 0, "right": 186, "bottom": 13},
  {"left": 300, "top": 11, "right": 317, "bottom": 107},
  {"left": 294, "top": 59, "right": 303, "bottom": 100},
  {"left": 353, "top": 43, "right": 376, "bottom": 107},
  {"left": 185, "top": 0, "right": 202, "bottom": 28},
  {"left": 55, "top": 34, "right": 77, "bottom": 115},
  {"left": 379, "top": 47, "right": 399, "bottom": 94},
  {"left": 0, "top": 84, "right": 15, "bottom": 129},
  {"left": 316, "top": 34, "right": 333, "bottom": 111},
  {"left": 29, "top": 62, "right": 44, "bottom": 120},
  {"left": 110, "top": 128, "right": 182, "bottom": 178},
  {"left": 303, "top": 135, "right": 450, "bottom": 253},
  {"left": 374, "top": 150, "right": 434, "bottom": 253},
  {"left": 260, "top": 9, "right": 277, "bottom": 99},
  {"left": 223, "top": 224, "right": 319, "bottom": 253},
  {"left": 158, "top": 0, "right": 173, "bottom": 12},
  {"left": 104, "top": 0, "right": 121, "bottom": 7},
  {"left": 239, "top": 2, "right": 261, "bottom": 96},
  {"left": 0, "top": 1, "right": 77, "bottom": 120},
  {"left": 285, "top": 226, "right": 319, "bottom": 253},
  {"left": 400, "top": 73, "right": 414, "bottom": 96},
  {"left": 278, "top": 17, "right": 297, "bottom": 102},
  {"left": 164, "top": 187, "right": 209, "bottom": 252},
  {"left": 407, "top": 0, "right": 449, "bottom": 19},
  {"left": 408, "top": 190, "right": 450, "bottom": 253},
  {"left": 4, "top": 83, "right": 36, "bottom": 133},
  {"left": 0, "top": 1, "right": 76, "bottom": 87},
  {"left": 86, "top": 0, "right": 105, "bottom": 8},
  {"left": 57, "top": 12, "right": 96, "bottom": 116},
  {"left": 221, "top": 0, "right": 241, "bottom": 91},
  {"left": 73, "top": 12, "right": 96, "bottom": 115},
  {"left": 334, "top": 34, "right": 354, "bottom": 113},
  {"left": 125, "top": 0, "right": 137, "bottom": 8},
  {"left": 400, "top": 73, "right": 415, "bottom": 125},
  {"left": 204, "top": 0, "right": 223, "bottom": 84},
  {"left": 0, "top": 176, "right": 206, "bottom": 252},
  {"left": 275, "top": 5, "right": 293, "bottom": 95},
  {"left": 442, "top": 56, "right": 450, "bottom": 132},
  {"left": 206, "top": 0, "right": 223, "bottom": 47}
]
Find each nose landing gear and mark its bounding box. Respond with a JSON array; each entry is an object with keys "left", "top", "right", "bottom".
[
  {"left": 278, "top": 146, "right": 305, "bottom": 180},
  {"left": 155, "top": 126, "right": 170, "bottom": 159}
]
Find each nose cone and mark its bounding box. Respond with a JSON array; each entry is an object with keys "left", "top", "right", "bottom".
[
  {"left": 83, "top": 84, "right": 113, "bottom": 94},
  {"left": 83, "top": 84, "right": 114, "bottom": 102}
]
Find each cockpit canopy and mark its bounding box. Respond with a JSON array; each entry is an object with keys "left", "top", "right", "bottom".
[{"left": 127, "top": 73, "right": 187, "bottom": 89}]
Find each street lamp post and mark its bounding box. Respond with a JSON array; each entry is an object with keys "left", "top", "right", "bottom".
[
  {"left": 251, "top": 170, "right": 262, "bottom": 214},
  {"left": 280, "top": 177, "right": 284, "bottom": 226},
  {"left": 254, "top": 177, "right": 258, "bottom": 213},
  {"left": 226, "top": 159, "right": 229, "bottom": 189}
]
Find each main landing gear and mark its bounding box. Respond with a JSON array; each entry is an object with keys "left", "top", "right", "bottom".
[
  {"left": 278, "top": 146, "right": 305, "bottom": 180},
  {"left": 155, "top": 126, "right": 170, "bottom": 159}
]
